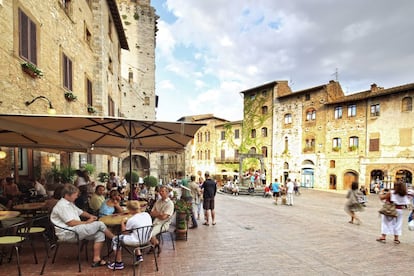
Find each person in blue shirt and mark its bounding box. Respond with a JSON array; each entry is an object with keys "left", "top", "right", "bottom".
[{"left": 271, "top": 178, "right": 280, "bottom": 205}]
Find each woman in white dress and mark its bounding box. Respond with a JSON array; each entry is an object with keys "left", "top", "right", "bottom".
[{"left": 376, "top": 181, "right": 410, "bottom": 244}]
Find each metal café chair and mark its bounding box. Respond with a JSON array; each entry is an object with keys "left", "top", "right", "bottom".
[
  {"left": 113, "top": 225, "right": 158, "bottom": 275},
  {"left": 0, "top": 219, "right": 32, "bottom": 276},
  {"left": 40, "top": 219, "right": 89, "bottom": 274},
  {"left": 156, "top": 212, "right": 175, "bottom": 254}
]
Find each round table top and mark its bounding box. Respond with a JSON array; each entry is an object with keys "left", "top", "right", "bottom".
[
  {"left": 0, "top": 210, "right": 21, "bottom": 221},
  {"left": 13, "top": 202, "right": 46, "bottom": 210},
  {"left": 99, "top": 212, "right": 132, "bottom": 226}
]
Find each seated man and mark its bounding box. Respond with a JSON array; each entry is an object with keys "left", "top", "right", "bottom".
[
  {"left": 89, "top": 185, "right": 106, "bottom": 214},
  {"left": 51, "top": 183, "right": 114, "bottom": 267},
  {"left": 150, "top": 185, "right": 174, "bottom": 246},
  {"left": 107, "top": 200, "right": 152, "bottom": 270}
]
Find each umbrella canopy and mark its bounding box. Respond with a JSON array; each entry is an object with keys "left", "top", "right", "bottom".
[{"left": 0, "top": 114, "right": 204, "bottom": 154}]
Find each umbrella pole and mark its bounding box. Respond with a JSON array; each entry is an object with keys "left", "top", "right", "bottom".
[{"left": 129, "top": 121, "right": 133, "bottom": 200}]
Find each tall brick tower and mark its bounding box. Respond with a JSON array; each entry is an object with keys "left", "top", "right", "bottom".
[{"left": 118, "top": 0, "right": 158, "bottom": 120}]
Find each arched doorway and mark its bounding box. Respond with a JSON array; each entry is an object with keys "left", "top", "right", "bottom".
[
  {"left": 121, "top": 154, "right": 149, "bottom": 179},
  {"left": 301, "top": 168, "right": 314, "bottom": 188},
  {"left": 395, "top": 169, "right": 412, "bottom": 184},
  {"left": 370, "top": 170, "right": 384, "bottom": 193},
  {"left": 329, "top": 174, "right": 337, "bottom": 189},
  {"left": 343, "top": 171, "right": 358, "bottom": 190}
]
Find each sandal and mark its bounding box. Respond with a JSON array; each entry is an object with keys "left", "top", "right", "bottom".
[
  {"left": 376, "top": 238, "right": 386, "bottom": 243},
  {"left": 394, "top": 240, "right": 400, "bottom": 244},
  {"left": 91, "top": 259, "right": 107, "bottom": 267},
  {"left": 203, "top": 222, "right": 209, "bottom": 226}
]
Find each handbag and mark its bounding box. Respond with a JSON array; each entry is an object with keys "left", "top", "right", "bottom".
[{"left": 378, "top": 202, "right": 397, "bottom": 217}]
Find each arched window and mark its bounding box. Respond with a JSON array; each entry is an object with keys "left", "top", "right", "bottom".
[
  {"left": 402, "top": 97, "right": 412, "bottom": 112},
  {"left": 261, "top": 146, "right": 268, "bottom": 157},
  {"left": 283, "top": 162, "right": 289, "bottom": 170},
  {"left": 330, "top": 160, "right": 336, "bottom": 168},
  {"left": 261, "top": 127, "right": 268, "bottom": 137},
  {"left": 251, "top": 129, "right": 256, "bottom": 138},
  {"left": 306, "top": 109, "right": 316, "bottom": 121},
  {"left": 249, "top": 147, "right": 256, "bottom": 154},
  {"left": 284, "top": 136, "right": 289, "bottom": 152},
  {"left": 261, "top": 106, "right": 268, "bottom": 114},
  {"left": 284, "top": 113, "right": 292, "bottom": 124},
  {"left": 332, "top": 138, "right": 341, "bottom": 151}
]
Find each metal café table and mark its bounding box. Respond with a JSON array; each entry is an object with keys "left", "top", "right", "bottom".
[
  {"left": 0, "top": 210, "right": 21, "bottom": 227},
  {"left": 13, "top": 202, "right": 47, "bottom": 216},
  {"left": 99, "top": 212, "right": 132, "bottom": 226}
]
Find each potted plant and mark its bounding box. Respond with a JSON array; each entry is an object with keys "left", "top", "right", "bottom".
[
  {"left": 175, "top": 198, "right": 192, "bottom": 220},
  {"left": 21, "top": 62, "right": 43, "bottom": 78},
  {"left": 64, "top": 91, "right": 77, "bottom": 101},
  {"left": 98, "top": 172, "right": 109, "bottom": 183},
  {"left": 87, "top": 105, "right": 96, "bottom": 114}
]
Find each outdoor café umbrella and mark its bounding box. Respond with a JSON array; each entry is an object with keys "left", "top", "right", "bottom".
[{"left": 0, "top": 114, "right": 204, "bottom": 186}]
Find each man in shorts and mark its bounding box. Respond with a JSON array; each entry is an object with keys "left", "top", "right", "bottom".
[
  {"left": 272, "top": 178, "right": 280, "bottom": 205},
  {"left": 201, "top": 171, "right": 217, "bottom": 226},
  {"left": 51, "top": 184, "right": 114, "bottom": 267}
]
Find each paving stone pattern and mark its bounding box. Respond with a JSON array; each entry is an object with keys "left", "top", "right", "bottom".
[{"left": 1, "top": 189, "right": 414, "bottom": 275}]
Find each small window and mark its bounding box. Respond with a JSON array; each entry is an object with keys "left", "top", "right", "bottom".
[
  {"left": 85, "top": 25, "right": 92, "bottom": 47},
  {"left": 305, "top": 93, "right": 310, "bottom": 101},
  {"left": 262, "top": 90, "right": 267, "bottom": 97},
  {"left": 249, "top": 93, "right": 256, "bottom": 100},
  {"left": 108, "top": 56, "right": 113, "bottom": 73},
  {"left": 349, "top": 136, "right": 359, "bottom": 151},
  {"left": 220, "top": 131, "right": 225, "bottom": 140},
  {"left": 205, "top": 150, "right": 209, "bottom": 160},
  {"left": 261, "top": 146, "right": 268, "bottom": 157},
  {"left": 19, "top": 9, "right": 37, "bottom": 64},
  {"left": 369, "top": 138, "right": 379, "bottom": 151},
  {"left": 261, "top": 106, "right": 268, "bottom": 115},
  {"left": 220, "top": 150, "right": 225, "bottom": 160},
  {"left": 334, "top": 106, "right": 342, "bottom": 119},
  {"left": 332, "top": 138, "right": 341, "bottom": 151},
  {"left": 284, "top": 113, "right": 292, "bottom": 124},
  {"left": 250, "top": 147, "right": 256, "bottom": 154},
  {"left": 86, "top": 78, "right": 92, "bottom": 106},
  {"left": 234, "top": 129, "right": 240, "bottom": 139},
  {"left": 261, "top": 127, "right": 268, "bottom": 137},
  {"left": 234, "top": 149, "right": 239, "bottom": 159},
  {"left": 348, "top": 104, "right": 356, "bottom": 117},
  {"left": 251, "top": 129, "right": 256, "bottom": 138},
  {"left": 62, "top": 53, "right": 73, "bottom": 91},
  {"left": 370, "top": 104, "right": 380, "bottom": 117},
  {"left": 306, "top": 109, "right": 316, "bottom": 121},
  {"left": 402, "top": 97, "right": 412, "bottom": 112},
  {"left": 330, "top": 160, "right": 336, "bottom": 168}
]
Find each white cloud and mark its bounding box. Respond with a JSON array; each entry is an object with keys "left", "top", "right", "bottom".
[{"left": 155, "top": 0, "right": 414, "bottom": 121}]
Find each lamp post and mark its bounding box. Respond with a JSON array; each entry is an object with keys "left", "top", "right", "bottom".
[{"left": 25, "top": 96, "right": 56, "bottom": 114}]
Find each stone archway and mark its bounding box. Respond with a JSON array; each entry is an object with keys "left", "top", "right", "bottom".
[{"left": 121, "top": 154, "right": 149, "bottom": 179}]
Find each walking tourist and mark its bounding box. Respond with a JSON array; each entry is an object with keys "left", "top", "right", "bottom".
[
  {"left": 272, "top": 178, "right": 280, "bottom": 205},
  {"left": 345, "top": 181, "right": 363, "bottom": 225},
  {"left": 201, "top": 171, "right": 217, "bottom": 226},
  {"left": 376, "top": 181, "right": 410, "bottom": 244},
  {"left": 286, "top": 178, "right": 294, "bottom": 206}
]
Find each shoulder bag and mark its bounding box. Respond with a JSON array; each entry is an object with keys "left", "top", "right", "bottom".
[{"left": 378, "top": 202, "right": 397, "bottom": 217}]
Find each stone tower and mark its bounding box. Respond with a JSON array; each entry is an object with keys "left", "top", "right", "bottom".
[{"left": 118, "top": 0, "right": 158, "bottom": 120}]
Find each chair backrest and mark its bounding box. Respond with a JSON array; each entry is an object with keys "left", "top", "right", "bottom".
[
  {"left": 1, "top": 219, "right": 31, "bottom": 238},
  {"left": 132, "top": 225, "right": 153, "bottom": 246}
]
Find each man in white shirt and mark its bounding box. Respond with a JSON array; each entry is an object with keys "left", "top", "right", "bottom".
[
  {"left": 286, "top": 178, "right": 295, "bottom": 206},
  {"left": 51, "top": 184, "right": 114, "bottom": 267}
]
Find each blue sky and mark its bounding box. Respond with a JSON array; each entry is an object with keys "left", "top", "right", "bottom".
[{"left": 152, "top": 0, "right": 414, "bottom": 122}]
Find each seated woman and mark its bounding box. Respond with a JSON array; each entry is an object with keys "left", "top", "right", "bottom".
[{"left": 99, "top": 190, "right": 123, "bottom": 217}]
